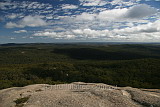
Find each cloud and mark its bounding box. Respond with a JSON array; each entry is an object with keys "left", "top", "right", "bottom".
[
  {"left": 5, "top": 15, "right": 48, "bottom": 28},
  {"left": 0, "top": 1, "right": 53, "bottom": 10},
  {"left": 110, "top": 0, "right": 138, "bottom": 8},
  {"left": 34, "top": 31, "right": 75, "bottom": 39},
  {"left": 5, "top": 13, "right": 24, "bottom": 20},
  {"left": 0, "top": 1, "right": 17, "bottom": 10},
  {"left": 33, "top": 20, "right": 160, "bottom": 41},
  {"left": 113, "top": 20, "right": 160, "bottom": 34},
  {"left": 61, "top": 4, "right": 78, "bottom": 9},
  {"left": 1, "top": 0, "right": 160, "bottom": 42},
  {"left": 14, "top": 30, "right": 27, "bottom": 33},
  {"left": 98, "top": 8, "right": 128, "bottom": 21},
  {"left": 98, "top": 4, "right": 157, "bottom": 21},
  {"left": 25, "top": 2, "right": 53, "bottom": 10},
  {"left": 65, "top": 4, "right": 157, "bottom": 28},
  {"left": 79, "top": 0, "right": 139, "bottom": 7},
  {"left": 5, "top": 22, "right": 21, "bottom": 28},
  {"left": 7, "top": 14, "right": 18, "bottom": 19},
  {"left": 34, "top": 32, "right": 57, "bottom": 37},
  {"left": 125, "top": 4, "right": 157, "bottom": 19},
  {"left": 10, "top": 37, "right": 16, "bottom": 40},
  {"left": 72, "top": 29, "right": 110, "bottom": 38},
  {"left": 20, "top": 15, "right": 48, "bottom": 27},
  {"left": 33, "top": 29, "right": 110, "bottom": 40},
  {"left": 80, "top": 0, "right": 107, "bottom": 6},
  {"left": 75, "top": 13, "right": 96, "bottom": 21},
  {"left": 108, "top": 20, "right": 160, "bottom": 41}
]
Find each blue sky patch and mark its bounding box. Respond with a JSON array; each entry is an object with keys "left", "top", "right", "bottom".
[{"left": 0, "top": 0, "right": 160, "bottom": 43}]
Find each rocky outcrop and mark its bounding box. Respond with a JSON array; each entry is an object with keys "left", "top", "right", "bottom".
[{"left": 0, "top": 82, "right": 160, "bottom": 107}]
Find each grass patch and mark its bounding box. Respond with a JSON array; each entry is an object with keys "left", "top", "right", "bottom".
[
  {"left": 14, "top": 96, "right": 30, "bottom": 107},
  {"left": 35, "top": 89, "right": 43, "bottom": 92}
]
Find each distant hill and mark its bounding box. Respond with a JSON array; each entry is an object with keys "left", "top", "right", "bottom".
[{"left": 0, "top": 43, "right": 26, "bottom": 46}]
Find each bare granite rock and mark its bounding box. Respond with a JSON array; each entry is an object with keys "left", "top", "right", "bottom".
[{"left": 0, "top": 82, "right": 160, "bottom": 107}]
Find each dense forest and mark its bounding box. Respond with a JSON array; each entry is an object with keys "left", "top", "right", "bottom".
[{"left": 0, "top": 43, "right": 160, "bottom": 89}]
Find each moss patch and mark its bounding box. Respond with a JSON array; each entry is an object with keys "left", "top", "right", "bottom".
[{"left": 14, "top": 96, "right": 30, "bottom": 107}]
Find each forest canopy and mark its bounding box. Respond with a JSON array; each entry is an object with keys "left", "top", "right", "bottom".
[{"left": 0, "top": 43, "right": 160, "bottom": 89}]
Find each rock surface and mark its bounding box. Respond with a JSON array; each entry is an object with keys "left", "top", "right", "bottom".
[{"left": 0, "top": 82, "right": 160, "bottom": 107}]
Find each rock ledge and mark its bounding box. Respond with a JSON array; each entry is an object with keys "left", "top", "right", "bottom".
[{"left": 0, "top": 82, "right": 160, "bottom": 107}]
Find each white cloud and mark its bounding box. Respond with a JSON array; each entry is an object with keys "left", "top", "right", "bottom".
[
  {"left": 98, "top": 8, "right": 128, "bottom": 21},
  {"left": 7, "top": 14, "right": 18, "bottom": 19},
  {"left": 75, "top": 13, "right": 96, "bottom": 21},
  {"left": 34, "top": 32, "right": 57, "bottom": 37},
  {"left": 72, "top": 29, "right": 110, "bottom": 38},
  {"left": 72, "top": 29, "right": 83, "bottom": 34},
  {"left": 33, "top": 20, "right": 160, "bottom": 41},
  {"left": 5, "top": 15, "right": 48, "bottom": 28},
  {"left": 0, "top": 1, "right": 53, "bottom": 10},
  {"left": 10, "top": 37, "right": 16, "bottom": 40},
  {"left": 80, "top": 0, "right": 107, "bottom": 6},
  {"left": 33, "top": 29, "right": 110, "bottom": 40},
  {"left": 98, "top": 4, "right": 157, "bottom": 21},
  {"left": 125, "top": 4, "right": 157, "bottom": 19},
  {"left": 108, "top": 20, "right": 160, "bottom": 41},
  {"left": 79, "top": 0, "right": 139, "bottom": 7},
  {"left": 60, "top": 4, "right": 158, "bottom": 30},
  {"left": 113, "top": 20, "right": 160, "bottom": 34},
  {"left": 0, "top": 1, "right": 17, "bottom": 10},
  {"left": 5, "top": 22, "right": 22, "bottom": 28},
  {"left": 14, "top": 30, "right": 27, "bottom": 33},
  {"left": 110, "top": 0, "right": 138, "bottom": 8},
  {"left": 61, "top": 4, "right": 78, "bottom": 9},
  {"left": 34, "top": 31, "right": 75, "bottom": 39},
  {"left": 20, "top": 15, "right": 48, "bottom": 27},
  {"left": 5, "top": 13, "right": 24, "bottom": 20}
]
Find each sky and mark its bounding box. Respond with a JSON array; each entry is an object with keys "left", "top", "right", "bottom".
[{"left": 0, "top": 0, "right": 160, "bottom": 43}]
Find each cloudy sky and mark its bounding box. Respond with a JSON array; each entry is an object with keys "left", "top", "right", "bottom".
[{"left": 0, "top": 0, "right": 160, "bottom": 43}]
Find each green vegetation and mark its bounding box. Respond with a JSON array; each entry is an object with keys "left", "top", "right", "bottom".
[
  {"left": 0, "top": 43, "right": 160, "bottom": 89},
  {"left": 14, "top": 96, "right": 30, "bottom": 107}
]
